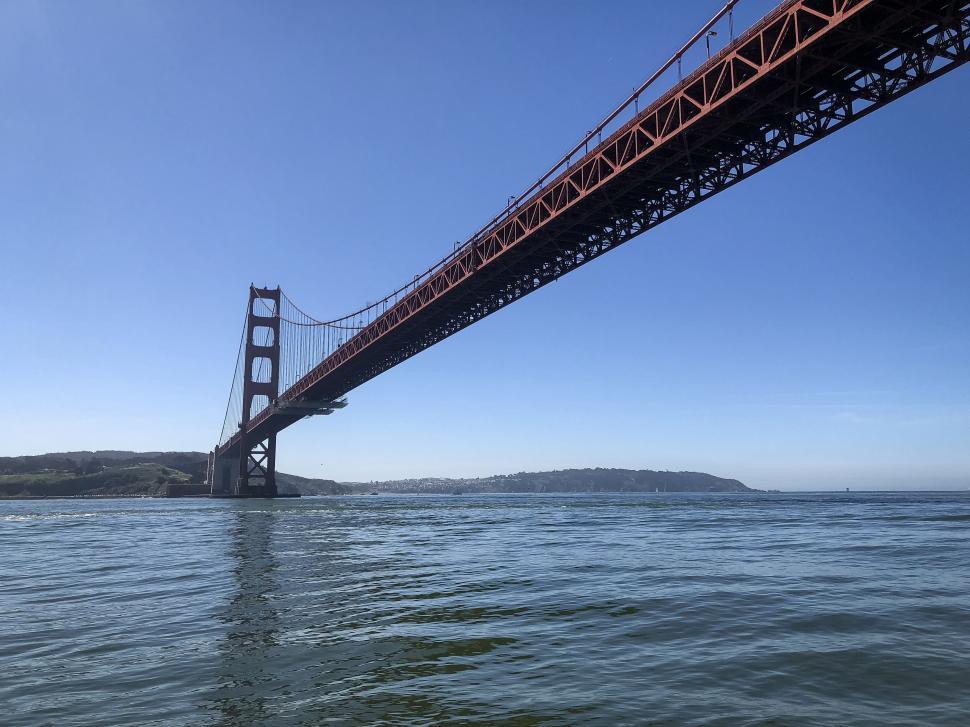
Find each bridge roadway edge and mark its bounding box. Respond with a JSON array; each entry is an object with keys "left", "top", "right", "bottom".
[{"left": 214, "top": 0, "right": 970, "bottom": 481}]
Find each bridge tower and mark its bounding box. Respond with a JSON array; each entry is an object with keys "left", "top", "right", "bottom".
[
  {"left": 208, "top": 286, "right": 281, "bottom": 497},
  {"left": 237, "top": 286, "right": 281, "bottom": 497}
]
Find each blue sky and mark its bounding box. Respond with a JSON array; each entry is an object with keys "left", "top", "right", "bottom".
[{"left": 2, "top": 1, "right": 968, "bottom": 490}]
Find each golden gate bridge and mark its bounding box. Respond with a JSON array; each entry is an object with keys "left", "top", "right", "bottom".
[{"left": 206, "top": 0, "right": 970, "bottom": 496}]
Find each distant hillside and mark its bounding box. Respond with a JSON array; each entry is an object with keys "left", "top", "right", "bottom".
[
  {"left": 0, "top": 451, "right": 205, "bottom": 498},
  {"left": 0, "top": 452, "right": 755, "bottom": 497},
  {"left": 0, "top": 464, "right": 192, "bottom": 498},
  {"left": 349, "top": 468, "right": 756, "bottom": 494},
  {"left": 276, "top": 472, "right": 351, "bottom": 496},
  {"left": 0, "top": 451, "right": 208, "bottom": 482},
  {"left": 0, "top": 451, "right": 356, "bottom": 497}
]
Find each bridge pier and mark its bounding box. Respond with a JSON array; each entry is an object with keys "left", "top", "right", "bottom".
[
  {"left": 237, "top": 432, "right": 278, "bottom": 497},
  {"left": 207, "top": 439, "right": 282, "bottom": 498},
  {"left": 208, "top": 449, "right": 239, "bottom": 496}
]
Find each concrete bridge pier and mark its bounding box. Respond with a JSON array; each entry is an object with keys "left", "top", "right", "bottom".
[
  {"left": 206, "top": 441, "right": 280, "bottom": 498},
  {"left": 207, "top": 449, "right": 239, "bottom": 496}
]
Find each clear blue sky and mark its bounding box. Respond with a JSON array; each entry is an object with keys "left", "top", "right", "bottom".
[{"left": 3, "top": 1, "right": 968, "bottom": 490}]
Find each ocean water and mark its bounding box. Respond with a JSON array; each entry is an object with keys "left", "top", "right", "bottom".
[{"left": 2, "top": 492, "right": 969, "bottom": 726}]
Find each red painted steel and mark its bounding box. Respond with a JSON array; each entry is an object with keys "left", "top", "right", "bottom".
[
  {"left": 217, "top": 0, "right": 970, "bottom": 459},
  {"left": 235, "top": 286, "right": 280, "bottom": 495}
]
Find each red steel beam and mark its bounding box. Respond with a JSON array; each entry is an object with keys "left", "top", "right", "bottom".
[
  {"left": 285, "top": 1, "right": 875, "bottom": 400},
  {"left": 218, "top": 0, "right": 970, "bottom": 456}
]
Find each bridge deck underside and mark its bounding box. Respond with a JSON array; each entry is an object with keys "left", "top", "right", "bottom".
[{"left": 220, "top": 0, "right": 969, "bottom": 458}]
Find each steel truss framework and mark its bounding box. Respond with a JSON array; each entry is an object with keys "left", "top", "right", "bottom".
[{"left": 219, "top": 0, "right": 970, "bottom": 459}]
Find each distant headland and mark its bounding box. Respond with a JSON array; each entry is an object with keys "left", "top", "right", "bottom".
[{"left": 0, "top": 451, "right": 758, "bottom": 498}]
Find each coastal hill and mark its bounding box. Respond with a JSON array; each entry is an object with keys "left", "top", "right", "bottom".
[
  {"left": 0, "top": 451, "right": 756, "bottom": 497},
  {"left": 0, "top": 451, "right": 207, "bottom": 498},
  {"left": 355, "top": 469, "right": 754, "bottom": 494},
  {"left": 0, "top": 451, "right": 347, "bottom": 497}
]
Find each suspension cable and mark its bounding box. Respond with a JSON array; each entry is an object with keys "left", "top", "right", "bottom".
[{"left": 253, "top": 1, "right": 745, "bottom": 333}]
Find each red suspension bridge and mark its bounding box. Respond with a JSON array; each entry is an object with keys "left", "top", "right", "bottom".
[{"left": 207, "top": 0, "right": 970, "bottom": 496}]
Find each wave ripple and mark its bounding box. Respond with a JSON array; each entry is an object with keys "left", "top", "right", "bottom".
[{"left": 2, "top": 492, "right": 970, "bottom": 725}]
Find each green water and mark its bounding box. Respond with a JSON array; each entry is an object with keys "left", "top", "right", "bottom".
[{"left": 3, "top": 492, "right": 969, "bottom": 725}]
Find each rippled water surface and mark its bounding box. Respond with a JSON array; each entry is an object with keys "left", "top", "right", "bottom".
[{"left": 3, "top": 492, "right": 970, "bottom": 725}]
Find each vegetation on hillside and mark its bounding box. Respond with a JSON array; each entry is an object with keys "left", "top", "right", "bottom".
[
  {"left": 0, "top": 452, "right": 754, "bottom": 497},
  {"left": 347, "top": 468, "right": 756, "bottom": 494},
  {"left": 0, "top": 451, "right": 208, "bottom": 482},
  {"left": 0, "top": 464, "right": 191, "bottom": 498}
]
